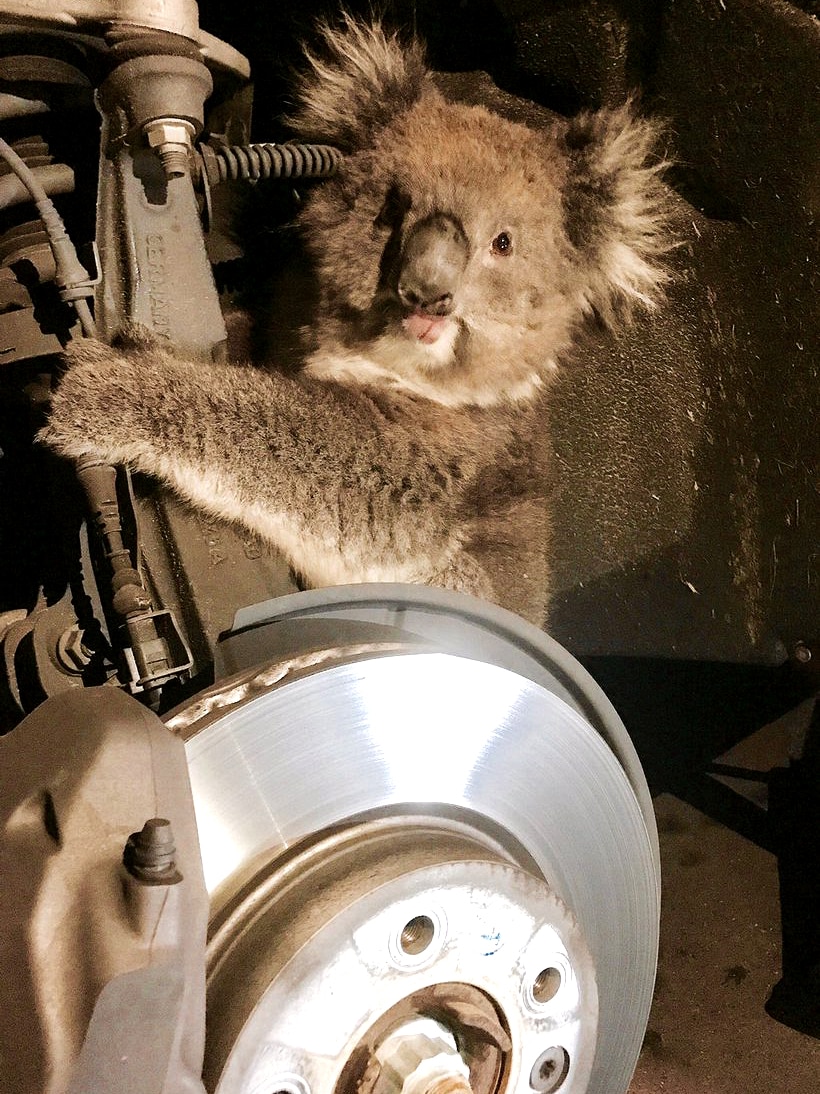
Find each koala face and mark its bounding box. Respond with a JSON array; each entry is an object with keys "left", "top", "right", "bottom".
[
  {"left": 289, "top": 19, "right": 671, "bottom": 406},
  {"left": 304, "top": 96, "right": 574, "bottom": 384}
]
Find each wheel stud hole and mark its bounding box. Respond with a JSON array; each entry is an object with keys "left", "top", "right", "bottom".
[
  {"left": 400, "top": 914, "right": 435, "bottom": 955},
  {"left": 529, "top": 1047, "right": 569, "bottom": 1093},
  {"left": 531, "top": 966, "right": 562, "bottom": 1005},
  {"left": 266, "top": 1078, "right": 309, "bottom": 1094}
]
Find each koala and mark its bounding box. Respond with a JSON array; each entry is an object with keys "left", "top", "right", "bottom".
[{"left": 40, "top": 18, "right": 673, "bottom": 627}]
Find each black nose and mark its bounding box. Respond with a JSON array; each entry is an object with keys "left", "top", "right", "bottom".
[{"left": 397, "top": 213, "right": 468, "bottom": 316}]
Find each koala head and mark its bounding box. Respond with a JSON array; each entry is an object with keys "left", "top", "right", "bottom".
[{"left": 288, "top": 18, "right": 673, "bottom": 407}]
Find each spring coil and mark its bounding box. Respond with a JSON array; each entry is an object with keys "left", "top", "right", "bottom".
[{"left": 200, "top": 142, "right": 342, "bottom": 187}]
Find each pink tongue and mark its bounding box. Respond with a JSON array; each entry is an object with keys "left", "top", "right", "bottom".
[{"left": 402, "top": 312, "right": 447, "bottom": 344}]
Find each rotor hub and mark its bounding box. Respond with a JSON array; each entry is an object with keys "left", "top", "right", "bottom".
[{"left": 204, "top": 818, "right": 596, "bottom": 1094}]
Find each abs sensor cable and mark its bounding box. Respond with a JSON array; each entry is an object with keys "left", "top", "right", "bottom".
[{"left": 0, "top": 135, "right": 97, "bottom": 338}]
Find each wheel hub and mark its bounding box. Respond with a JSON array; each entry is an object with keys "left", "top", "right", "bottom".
[{"left": 204, "top": 817, "right": 597, "bottom": 1094}]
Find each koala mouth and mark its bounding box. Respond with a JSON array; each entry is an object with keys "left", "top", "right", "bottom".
[{"left": 401, "top": 309, "right": 455, "bottom": 345}]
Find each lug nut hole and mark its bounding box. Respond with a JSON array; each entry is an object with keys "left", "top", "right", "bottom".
[
  {"left": 531, "top": 966, "right": 562, "bottom": 1004},
  {"left": 529, "top": 1047, "right": 570, "bottom": 1093},
  {"left": 400, "top": 914, "right": 436, "bottom": 955},
  {"left": 267, "top": 1079, "right": 309, "bottom": 1094}
]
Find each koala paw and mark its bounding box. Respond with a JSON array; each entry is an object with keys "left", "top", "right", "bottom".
[{"left": 38, "top": 334, "right": 149, "bottom": 464}]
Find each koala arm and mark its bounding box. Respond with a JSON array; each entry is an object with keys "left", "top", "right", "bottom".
[{"left": 39, "top": 334, "right": 469, "bottom": 586}]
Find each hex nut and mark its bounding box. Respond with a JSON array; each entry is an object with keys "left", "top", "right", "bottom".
[
  {"left": 144, "top": 120, "right": 195, "bottom": 148},
  {"left": 56, "top": 625, "right": 91, "bottom": 674}
]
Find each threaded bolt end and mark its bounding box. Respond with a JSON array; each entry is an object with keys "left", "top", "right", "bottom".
[
  {"left": 123, "top": 817, "right": 182, "bottom": 884},
  {"left": 158, "top": 144, "right": 191, "bottom": 178},
  {"left": 144, "top": 119, "right": 195, "bottom": 179}
]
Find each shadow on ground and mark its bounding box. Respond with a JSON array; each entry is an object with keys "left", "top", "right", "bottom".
[
  {"left": 581, "top": 657, "right": 820, "bottom": 1084},
  {"left": 582, "top": 657, "right": 813, "bottom": 850}
]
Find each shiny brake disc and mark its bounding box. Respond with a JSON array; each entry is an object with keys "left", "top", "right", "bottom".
[{"left": 168, "top": 585, "right": 659, "bottom": 1094}]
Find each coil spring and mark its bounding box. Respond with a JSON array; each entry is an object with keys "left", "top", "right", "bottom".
[{"left": 199, "top": 142, "right": 342, "bottom": 187}]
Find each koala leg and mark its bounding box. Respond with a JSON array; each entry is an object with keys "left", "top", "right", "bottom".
[
  {"left": 40, "top": 331, "right": 470, "bottom": 592},
  {"left": 427, "top": 550, "right": 495, "bottom": 603},
  {"left": 468, "top": 498, "right": 553, "bottom": 628}
]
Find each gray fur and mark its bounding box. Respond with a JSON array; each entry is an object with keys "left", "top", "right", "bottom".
[{"left": 40, "top": 19, "right": 674, "bottom": 627}]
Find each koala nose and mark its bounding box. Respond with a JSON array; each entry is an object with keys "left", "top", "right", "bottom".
[{"left": 398, "top": 213, "right": 468, "bottom": 316}]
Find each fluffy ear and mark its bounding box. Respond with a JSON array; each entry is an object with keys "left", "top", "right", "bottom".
[
  {"left": 286, "top": 15, "right": 429, "bottom": 151},
  {"left": 560, "top": 104, "right": 674, "bottom": 324}
]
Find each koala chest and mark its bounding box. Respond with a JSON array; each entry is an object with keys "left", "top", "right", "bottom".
[{"left": 388, "top": 393, "right": 551, "bottom": 514}]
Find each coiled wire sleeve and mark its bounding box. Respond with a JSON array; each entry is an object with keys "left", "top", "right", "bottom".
[
  {"left": 0, "top": 138, "right": 342, "bottom": 339},
  {"left": 198, "top": 142, "right": 342, "bottom": 187}
]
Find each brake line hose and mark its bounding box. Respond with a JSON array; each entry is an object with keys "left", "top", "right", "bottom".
[{"left": 0, "top": 135, "right": 97, "bottom": 338}]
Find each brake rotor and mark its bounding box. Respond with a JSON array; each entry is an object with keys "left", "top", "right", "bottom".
[{"left": 169, "top": 585, "right": 659, "bottom": 1094}]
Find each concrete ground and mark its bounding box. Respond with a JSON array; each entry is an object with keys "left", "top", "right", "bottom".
[
  {"left": 631, "top": 791, "right": 820, "bottom": 1093},
  {"left": 579, "top": 659, "right": 820, "bottom": 1094}
]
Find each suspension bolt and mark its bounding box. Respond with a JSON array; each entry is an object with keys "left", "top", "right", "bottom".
[{"left": 144, "top": 119, "right": 195, "bottom": 178}]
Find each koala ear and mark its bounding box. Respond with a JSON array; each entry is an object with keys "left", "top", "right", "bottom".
[
  {"left": 560, "top": 104, "right": 674, "bottom": 324},
  {"left": 286, "top": 16, "right": 429, "bottom": 152}
]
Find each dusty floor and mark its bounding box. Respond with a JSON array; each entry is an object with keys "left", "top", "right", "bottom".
[
  {"left": 631, "top": 791, "right": 819, "bottom": 1093},
  {"left": 580, "top": 659, "right": 820, "bottom": 1094}
]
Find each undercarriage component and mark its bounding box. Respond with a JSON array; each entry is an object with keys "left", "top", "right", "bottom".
[
  {"left": 172, "top": 585, "right": 660, "bottom": 1094},
  {"left": 0, "top": 4, "right": 346, "bottom": 717},
  {"left": 0, "top": 587, "right": 658, "bottom": 1094},
  {"left": 93, "top": 26, "right": 227, "bottom": 358},
  {"left": 0, "top": 686, "right": 209, "bottom": 1094},
  {"left": 204, "top": 819, "right": 596, "bottom": 1094},
  {"left": 0, "top": 1, "right": 250, "bottom": 81},
  {"left": 78, "top": 461, "right": 193, "bottom": 698},
  {"left": 197, "top": 140, "right": 342, "bottom": 185}
]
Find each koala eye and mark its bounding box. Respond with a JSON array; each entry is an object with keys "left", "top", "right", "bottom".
[
  {"left": 491, "top": 231, "right": 513, "bottom": 256},
  {"left": 374, "top": 183, "right": 410, "bottom": 230}
]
